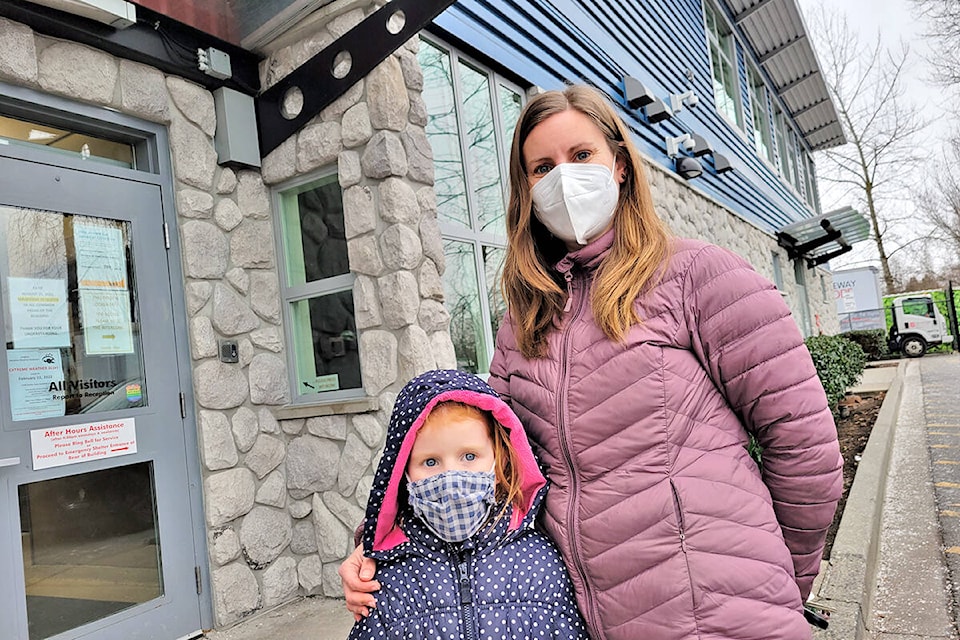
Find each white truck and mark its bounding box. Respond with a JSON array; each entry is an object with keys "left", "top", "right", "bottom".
[{"left": 887, "top": 294, "right": 954, "bottom": 357}]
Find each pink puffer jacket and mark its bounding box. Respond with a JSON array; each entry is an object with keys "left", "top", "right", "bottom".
[{"left": 488, "top": 234, "right": 842, "bottom": 640}]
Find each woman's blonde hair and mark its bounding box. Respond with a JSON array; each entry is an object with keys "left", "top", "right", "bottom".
[
  {"left": 502, "top": 85, "right": 671, "bottom": 358},
  {"left": 424, "top": 402, "right": 523, "bottom": 513}
]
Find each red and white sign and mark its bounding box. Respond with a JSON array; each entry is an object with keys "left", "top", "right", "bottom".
[{"left": 30, "top": 418, "right": 137, "bottom": 470}]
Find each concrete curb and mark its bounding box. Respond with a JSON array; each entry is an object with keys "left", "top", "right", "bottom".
[{"left": 812, "top": 360, "right": 906, "bottom": 639}]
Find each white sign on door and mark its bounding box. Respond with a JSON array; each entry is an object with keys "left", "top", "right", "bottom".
[{"left": 31, "top": 417, "right": 137, "bottom": 470}]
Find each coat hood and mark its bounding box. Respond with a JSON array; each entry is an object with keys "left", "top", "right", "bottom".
[{"left": 361, "top": 369, "right": 546, "bottom": 554}]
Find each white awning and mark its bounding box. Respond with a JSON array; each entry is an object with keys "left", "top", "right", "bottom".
[
  {"left": 777, "top": 206, "right": 870, "bottom": 266},
  {"left": 721, "top": 0, "right": 845, "bottom": 151}
]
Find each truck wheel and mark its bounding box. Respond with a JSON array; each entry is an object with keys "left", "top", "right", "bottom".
[{"left": 901, "top": 336, "right": 927, "bottom": 358}]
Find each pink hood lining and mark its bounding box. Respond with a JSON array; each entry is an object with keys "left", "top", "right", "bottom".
[{"left": 372, "top": 389, "right": 546, "bottom": 551}]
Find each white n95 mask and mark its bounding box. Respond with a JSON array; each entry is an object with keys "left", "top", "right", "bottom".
[{"left": 530, "top": 160, "right": 620, "bottom": 246}]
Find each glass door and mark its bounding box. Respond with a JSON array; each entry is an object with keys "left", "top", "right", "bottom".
[{"left": 0, "top": 154, "right": 201, "bottom": 640}]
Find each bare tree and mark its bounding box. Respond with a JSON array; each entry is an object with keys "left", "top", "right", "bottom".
[
  {"left": 807, "top": 7, "right": 928, "bottom": 292},
  {"left": 916, "top": 135, "right": 960, "bottom": 269},
  {"left": 913, "top": 0, "right": 960, "bottom": 85}
]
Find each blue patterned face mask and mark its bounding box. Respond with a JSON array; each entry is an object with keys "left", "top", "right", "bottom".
[{"left": 407, "top": 469, "right": 496, "bottom": 543}]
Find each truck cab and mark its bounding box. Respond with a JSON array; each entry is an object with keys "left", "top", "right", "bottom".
[{"left": 887, "top": 294, "right": 954, "bottom": 357}]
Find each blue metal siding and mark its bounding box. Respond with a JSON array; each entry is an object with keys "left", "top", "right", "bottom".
[{"left": 432, "top": 0, "right": 820, "bottom": 233}]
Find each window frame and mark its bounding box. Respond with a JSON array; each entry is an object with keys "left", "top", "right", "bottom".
[
  {"left": 703, "top": 0, "right": 745, "bottom": 131},
  {"left": 419, "top": 33, "right": 525, "bottom": 375},
  {"left": 272, "top": 167, "right": 364, "bottom": 405}
]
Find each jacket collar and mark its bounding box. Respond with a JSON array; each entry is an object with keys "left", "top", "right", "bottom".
[{"left": 554, "top": 227, "right": 615, "bottom": 275}]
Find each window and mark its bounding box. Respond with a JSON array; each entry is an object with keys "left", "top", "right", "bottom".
[
  {"left": 747, "top": 64, "right": 774, "bottom": 163},
  {"left": 276, "top": 171, "right": 361, "bottom": 402},
  {"left": 705, "top": 1, "right": 743, "bottom": 129},
  {"left": 771, "top": 251, "right": 784, "bottom": 289},
  {"left": 820, "top": 274, "right": 829, "bottom": 303},
  {"left": 419, "top": 36, "right": 522, "bottom": 374}
]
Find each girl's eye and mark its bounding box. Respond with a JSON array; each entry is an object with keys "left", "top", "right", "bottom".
[
  {"left": 464, "top": 452, "right": 476, "bottom": 462},
  {"left": 423, "top": 458, "right": 437, "bottom": 467},
  {"left": 574, "top": 150, "right": 591, "bottom": 162}
]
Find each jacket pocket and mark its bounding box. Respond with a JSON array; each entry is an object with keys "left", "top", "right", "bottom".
[{"left": 669, "top": 478, "right": 700, "bottom": 611}]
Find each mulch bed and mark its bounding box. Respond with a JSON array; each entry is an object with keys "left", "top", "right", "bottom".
[{"left": 822, "top": 390, "right": 885, "bottom": 559}]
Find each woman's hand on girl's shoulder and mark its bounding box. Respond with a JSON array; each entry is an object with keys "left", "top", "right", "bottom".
[{"left": 338, "top": 544, "right": 380, "bottom": 620}]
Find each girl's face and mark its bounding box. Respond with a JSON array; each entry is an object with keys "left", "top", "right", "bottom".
[
  {"left": 406, "top": 409, "right": 495, "bottom": 482},
  {"left": 522, "top": 108, "right": 625, "bottom": 187}
]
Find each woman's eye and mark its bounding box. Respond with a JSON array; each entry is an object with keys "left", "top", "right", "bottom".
[
  {"left": 532, "top": 163, "right": 552, "bottom": 176},
  {"left": 423, "top": 458, "right": 437, "bottom": 467},
  {"left": 574, "top": 150, "right": 591, "bottom": 162},
  {"left": 464, "top": 452, "right": 476, "bottom": 462}
]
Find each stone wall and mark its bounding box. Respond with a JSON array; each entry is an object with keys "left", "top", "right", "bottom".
[{"left": 647, "top": 159, "right": 837, "bottom": 336}]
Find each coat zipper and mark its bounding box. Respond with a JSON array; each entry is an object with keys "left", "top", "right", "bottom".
[
  {"left": 669, "top": 478, "right": 700, "bottom": 618},
  {"left": 454, "top": 549, "right": 478, "bottom": 640},
  {"left": 557, "top": 268, "right": 602, "bottom": 638}
]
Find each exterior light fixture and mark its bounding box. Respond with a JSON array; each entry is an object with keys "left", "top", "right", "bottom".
[
  {"left": 713, "top": 153, "right": 733, "bottom": 174},
  {"left": 623, "top": 76, "right": 656, "bottom": 108},
  {"left": 645, "top": 98, "right": 672, "bottom": 123},
  {"left": 675, "top": 157, "right": 703, "bottom": 180},
  {"left": 691, "top": 134, "right": 713, "bottom": 157}
]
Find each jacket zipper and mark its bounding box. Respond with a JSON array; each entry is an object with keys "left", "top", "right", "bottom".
[
  {"left": 669, "top": 478, "right": 700, "bottom": 617},
  {"left": 454, "top": 549, "right": 478, "bottom": 640},
  {"left": 557, "top": 268, "right": 602, "bottom": 638}
]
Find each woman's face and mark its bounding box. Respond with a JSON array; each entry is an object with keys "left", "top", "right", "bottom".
[{"left": 522, "top": 108, "right": 625, "bottom": 187}]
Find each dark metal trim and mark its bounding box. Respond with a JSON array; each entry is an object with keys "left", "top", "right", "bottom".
[
  {"left": 777, "top": 219, "right": 844, "bottom": 261},
  {"left": 758, "top": 34, "right": 808, "bottom": 65},
  {"left": 807, "top": 244, "right": 851, "bottom": 268},
  {"left": 256, "top": 0, "right": 456, "bottom": 157},
  {"left": 733, "top": 0, "right": 777, "bottom": 25},
  {"left": 0, "top": 1, "right": 262, "bottom": 95}
]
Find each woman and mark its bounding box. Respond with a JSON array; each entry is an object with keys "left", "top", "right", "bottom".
[{"left": 341, "top": 85, "right": 842, "bottom": 640}]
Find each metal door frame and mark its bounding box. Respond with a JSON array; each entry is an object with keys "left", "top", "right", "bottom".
[{"left": 0, "top": 80, "right": 212, "bottom": 633}]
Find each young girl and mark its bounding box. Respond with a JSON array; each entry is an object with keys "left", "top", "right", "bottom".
[{"left": 347, "top": 368, "right": 588, "bottom": 640}]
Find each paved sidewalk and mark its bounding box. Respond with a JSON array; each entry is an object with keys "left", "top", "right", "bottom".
[{"left": 816, "top": 354, "right": 960, "bottom": 639}]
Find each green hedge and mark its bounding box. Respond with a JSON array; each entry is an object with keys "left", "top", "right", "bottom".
[
  {"left": 804, "top": 335, "right": 867, "bottom": 408},
  {"left": 840, "top": 329, "right": 888, "bottom": 360}
]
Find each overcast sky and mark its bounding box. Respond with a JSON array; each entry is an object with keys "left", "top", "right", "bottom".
[{"left": 795, "top": 0, "right": 948, "bottom": 274}]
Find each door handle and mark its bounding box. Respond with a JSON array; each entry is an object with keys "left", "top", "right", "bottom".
[{"left": 0, "top": 457, "right": 20, "bottom": 467}]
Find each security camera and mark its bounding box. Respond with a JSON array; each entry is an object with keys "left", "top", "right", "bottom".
[{"left": 675, "top": 156, "right": 703, "bottom": 180}]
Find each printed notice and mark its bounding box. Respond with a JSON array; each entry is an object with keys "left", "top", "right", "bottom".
[
  {"left": 79, "top": 289, "right": 134, "bottom": 355},
  {"left": 8, "top": 277, "right": 70, "bottom": 348},
  {"left": 8, "top": 349, "right": 65, "bottom": 421},
  {"left": 74, "top": 222, "right": 127, "bottom": 290},
  {"left": 31, "top": 418, "right": 137, "bottom": 470}
]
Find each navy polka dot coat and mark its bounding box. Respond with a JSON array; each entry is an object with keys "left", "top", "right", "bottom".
[{"left": 348, "top": 369, "right": 589, "bottom": 640}]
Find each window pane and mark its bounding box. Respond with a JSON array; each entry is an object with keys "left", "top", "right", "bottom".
[
  {"left": 419, "top": 41, "right": 470, "bottom": 229},
  {"left": 499, "top": 85, "right": 523, "bottom": 152},
  {"left": 482, "top": 245, "right": 506, "bottom": 343},
  {"left": 20, "top": 462, "right": 161, "bottom": 640},
  {"left": 1, "top": 208, "right": 146, "bottom": 421},
  {"left": 459, "top": 62, "right": 507, "bottom": 235},
  {"left": 443, "top": 240, "right": 487, "bottom": 373},
  {"left": 290, "top": 290, "right": 361, "bottom": 396},
  {"left": 280, "top": 175, "right": 348, "bottom": 286},
  {"left": 0, "top": 114, "right": 135, "bottom": 169}
]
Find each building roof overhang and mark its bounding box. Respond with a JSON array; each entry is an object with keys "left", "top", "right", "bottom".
[
  {"left": 776, "top": 206, "right": 870, "bottom": 267},
  {"left": 721, "top": 0, "right": 846, "bottom": 151}
]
